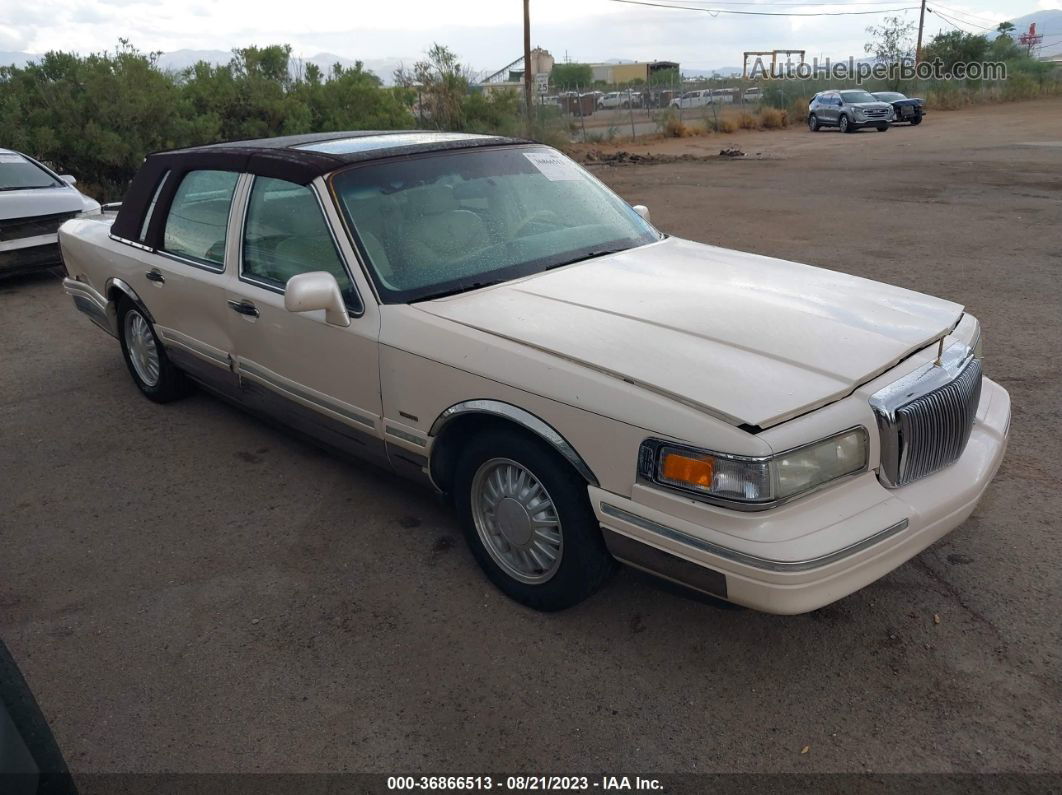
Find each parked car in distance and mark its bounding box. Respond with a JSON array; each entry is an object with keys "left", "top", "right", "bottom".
[
  {"left": 709, "top": 88, "right": 737, "bottom": 104},
  {"left": 598, "top": 90, "right": 643, "bottom": 109},
  {"left": 872, "top": 91, "right": 926, "bottom": 125},
  {"left": 669, "top": 89, "right": 711, "bottom": 109},
  {"left": 60, "top": 130, "right": 1009, "bottom": 615},
  {"left": 808, "top": 90, "right": 893, "bottom": 133},
  {"left": 742, "top": 87, "right": 763, "bottom": 103},
  {"left": 1, "top": 148, "right": 101, "bottom": 277}
]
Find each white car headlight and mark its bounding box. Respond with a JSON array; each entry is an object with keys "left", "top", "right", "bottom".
[
  {"left": 80, "top": 204, "right": 103, "bottom": 217},
  {"left": 638, "top": 428, "right": 868, "bottom": 510}
]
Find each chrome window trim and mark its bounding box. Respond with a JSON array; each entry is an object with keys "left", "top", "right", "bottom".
[
  {"left": 138, "top": 169, "right": 171, "bottom": 242},
  {"left": 636, "top": 426, "right": 869, "bottom": 513},
  {"left": 429, "top": 399, "right": 599, "bottom": 487},
  {"left": 108, "top": 233, "right": 154, "bottom": 253},
  {"left": 600, "top": 503, "right": 910, "bottom": 573},
  {"left": 156, "top": 249, "right": 225, "bottom": 274},
  {"left": 236, "top": 175, "right": 365, "bottom": 318}
]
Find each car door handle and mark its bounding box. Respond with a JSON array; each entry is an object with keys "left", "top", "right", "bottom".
[
  {"left": 227, "top": 299, "right": 259, "bottom": 318},
  {"left": 145, "top": 270, "right": 165, "bottom": 284}
]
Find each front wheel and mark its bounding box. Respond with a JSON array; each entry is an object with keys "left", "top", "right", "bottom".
[
  {"left": 876, "top": 124, "right": 889, "bottom": 132},
  {"left": 909, "top": 115, "right": 923, "bottom": 126},
  {"left": 808, "top": 114, "right": 820, "bottom": 132},
  {"left": 118, "top": 299, "right": 190, "bottom": 403},
  {"left": 453, "top": 428, "right": 615, "bottom": 611},
  {"left": 839, "top": 114, "right": 852, "bottom": 133}
]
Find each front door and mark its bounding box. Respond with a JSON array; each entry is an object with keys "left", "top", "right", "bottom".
[{"left": 223, "top": 175, "right": 386, "bottom": 464}]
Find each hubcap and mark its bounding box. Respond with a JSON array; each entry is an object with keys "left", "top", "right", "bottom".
[
  {"left": 471, "top": 458, "right": 563, "bottom": 584},
  {"left": 124, "top": 310, "right": 160, "bottom": 387}
]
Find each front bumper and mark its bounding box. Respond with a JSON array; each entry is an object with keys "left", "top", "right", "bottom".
[
  {"left": 594, "top": 377, "right": 1010, "bottom": 614},
  {"left": 0, "top": 234, "right": 62, "bottom": 276}
]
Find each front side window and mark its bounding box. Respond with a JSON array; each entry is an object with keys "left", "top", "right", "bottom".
[
  {"left": 241, "top": 177, "right": 357, "bottom": 307},
  {"left": 163, "top": 170, "right": 238, "bottom": 268},
  {"left": 332, "top": 145, "right": 661, "bottom": 304}
]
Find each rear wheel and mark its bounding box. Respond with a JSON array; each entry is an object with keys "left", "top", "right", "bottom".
[
  {"left": 118, "top": 298, "right": 190, "bottom": 403},
  {"left": 453, "top": 427, "right": 615, "bottom": 611},
  {"left": 808, "top": 114, "right": 820, "bottom": 132}
]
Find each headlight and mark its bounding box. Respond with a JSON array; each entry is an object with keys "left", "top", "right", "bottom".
[
  {"left": 80, "top": 205, "right": 103, "bottom": 217},
  {"left": 638, "top": 428, "right": 868, "bottom": 509}
]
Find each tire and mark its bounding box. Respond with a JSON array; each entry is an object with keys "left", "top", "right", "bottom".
[
  {"left": 623, "top": 101, "right": 630, "bottom": 109},
  {"left": 117, "top": 298, "right": 190, "bottom": 403},
  {"left": 453, "top": 427, "right": 616, "bottom": 611},
  {"left": 839, "top": 114, "right": 853, "bottom": 133},
  {"left": 808, "top": 114, "right": 820, "bottom": 132},
  {"left": 876, "top": 124, "right": 889, "bottom": 132},
  {"left": 910, "top": 115, "right": 923, "bottom": 126}
]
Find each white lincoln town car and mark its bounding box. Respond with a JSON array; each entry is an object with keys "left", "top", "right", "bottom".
[{"left": 58, "top": 131, "right": 1010, "bottom": 613}]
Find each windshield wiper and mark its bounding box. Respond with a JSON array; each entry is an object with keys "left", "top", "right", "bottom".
[
  {"left": 544, "top": 246, "right": 631, "bottom": 271},
  {"left": 413, "top": 280, "right": 505, "bottom": 303}
]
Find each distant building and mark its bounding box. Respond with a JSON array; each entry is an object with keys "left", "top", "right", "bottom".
[
  {"left": 480, "top": 48, "right": 555, "bottom": 96},
  {"left": 589, "top": 61, "right": 679, "bottom": 85}
]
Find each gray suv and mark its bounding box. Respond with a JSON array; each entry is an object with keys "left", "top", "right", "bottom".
[{"left": 808, "top": 90, "right": 893, "bottom": 133}]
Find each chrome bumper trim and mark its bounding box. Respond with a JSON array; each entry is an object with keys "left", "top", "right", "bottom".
[
  {"left": 64, "top": 278, "right": 117, "bottom": 337},
  {"left": 600, "top": 503, "right": 910, "bottom": 573}
]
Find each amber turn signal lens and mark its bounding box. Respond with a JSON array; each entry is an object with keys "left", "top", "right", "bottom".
[{"left": 660, "top": 451, "right": 715, "bottom": 488}]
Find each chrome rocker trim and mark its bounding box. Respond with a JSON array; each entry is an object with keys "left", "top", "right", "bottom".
[
  {"left": 63, "top": 278, "right": 117, "bottom": 337},
  {"left": 600, "top": 502, "right": 910, "bottom": 574}
]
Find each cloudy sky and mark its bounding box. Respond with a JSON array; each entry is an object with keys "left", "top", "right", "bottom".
[{"left": 1, "top": 0, "right": 1056, "bottom": 71}]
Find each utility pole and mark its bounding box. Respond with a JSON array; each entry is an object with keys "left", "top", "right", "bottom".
[
  {"left": 915, "top": 0, "right": 927, "bottom": 65},
  {"left": 523, "top": 0, "right": 533, "bottom": 119}
]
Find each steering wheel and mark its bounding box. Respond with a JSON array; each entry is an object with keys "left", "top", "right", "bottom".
[{"left": 514, "top": 210, "right": 565, "bottom": 238}]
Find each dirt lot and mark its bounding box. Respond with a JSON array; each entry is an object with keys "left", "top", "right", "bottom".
[{"left": 1, "top": 99, "right": 1060, "bottom": 781}]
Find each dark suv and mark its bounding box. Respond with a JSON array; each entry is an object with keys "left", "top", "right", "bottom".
[{"left": 808, "top": 90, "right": 893, "bottom": 133}]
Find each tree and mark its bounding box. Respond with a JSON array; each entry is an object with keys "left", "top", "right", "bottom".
[
  {"left": 550, "top": 62, "right": 592, "bottom": 90},
  {"left": 922, "top": 30, "right": 989, "bottom": 75},
  {"left": 865, "top": 15, "right": 917, "bottom": 64},
  {"left": 996, "top": 21, "right": 1015, "bottom": 36}
]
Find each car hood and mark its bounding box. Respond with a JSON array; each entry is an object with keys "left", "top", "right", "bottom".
[
  {"left": 416, "top": 237, "right": 964, "bottom": 428},
  {"left": 0, "top": 186, "right": 92, "bottom": 221}
]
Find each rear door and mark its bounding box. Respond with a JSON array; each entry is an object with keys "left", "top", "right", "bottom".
[
  {"left": 223, "top": 175, "right": 386, "bottom": 463},
  {"left": 140, "top": 168, "right": 240, "bottom": 396}
]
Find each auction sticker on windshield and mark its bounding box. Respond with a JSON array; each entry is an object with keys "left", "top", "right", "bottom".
[{"left": 524, "top": 151, "right": 582, "bottom": 181}]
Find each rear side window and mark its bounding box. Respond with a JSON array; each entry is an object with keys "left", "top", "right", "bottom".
[
  {"left": 241, "top": 177, "right": 357, "bottom": 306},
  {"left": 163, "top": 170, "right": 238, "bottom": 269}
]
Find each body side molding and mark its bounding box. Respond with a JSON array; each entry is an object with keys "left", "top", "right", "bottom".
[{"left": 429, "top": 399, "right": 599, "bottom": 486}]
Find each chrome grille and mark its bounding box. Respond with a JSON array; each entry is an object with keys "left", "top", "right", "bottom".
[{"left": 870, "top": 347, "right": 982, "bottom": 488}]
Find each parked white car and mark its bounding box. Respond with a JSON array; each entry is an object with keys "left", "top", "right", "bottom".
[
  {"left": 59, "top": 131, "right": 1010, "bottom": 615},
  {"left": 669, "top": 90, "right": 712, "bottom": 109},
  {"left": 742, "top": 87, "right": 763, "bottom": 102},
  {"left": 598, "top": 90, "right": 642, "bottom": 109},
  {"left": 0, "top": 149, "right": 101, "bottom": 276}
]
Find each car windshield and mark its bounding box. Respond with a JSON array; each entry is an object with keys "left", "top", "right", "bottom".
[
  {"left": 0, "top": 154, "right": 62, "bottom": 191},
  {"left": 874, "top": 92, "right": 905, "bottom": 101},
  {"left": 840, "top": 90, "right": 878, "bottom": 104},
  {"left": 331, "top": 145, "right": 662, "bottom": 303}
]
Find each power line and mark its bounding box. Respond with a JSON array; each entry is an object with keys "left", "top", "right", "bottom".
[
  {"left": 928, "top": 7, "right": 995, "bottom": 32},
  {"left": 607, "top": 0, "right": 919, "bottom": 16},
  {"left": 931, "top": 3, "right": 1003, "bottom": 29}
]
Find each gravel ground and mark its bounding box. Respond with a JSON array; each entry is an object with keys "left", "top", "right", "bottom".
[{"left": 1, "top": 98, "right": 1060, "bottom": 780}]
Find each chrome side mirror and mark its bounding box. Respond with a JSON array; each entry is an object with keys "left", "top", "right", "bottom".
[
  {"left": 284, "top": 271, "right": 350, "bottom": 327},
  {"left": 632, "top": 204, "right": 651, "bottom": 223},
  {"left": 60, "top": 175, "right": 77, "bottom": 185}
]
